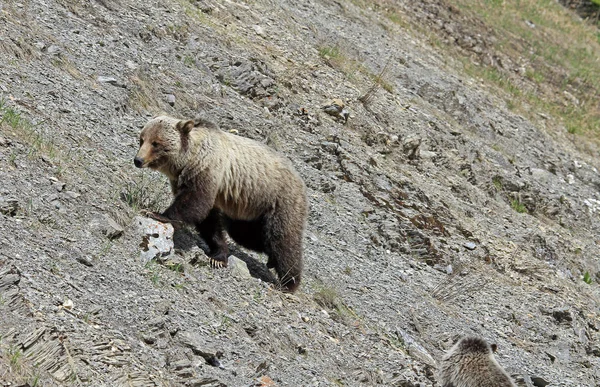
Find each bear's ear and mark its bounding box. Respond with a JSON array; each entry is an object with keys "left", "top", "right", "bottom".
[{"left": 176, "top": 120, "right": 194, "bottom": 135}]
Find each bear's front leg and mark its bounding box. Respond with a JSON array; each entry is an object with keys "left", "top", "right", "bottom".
[
  {"left": 196, "top": 209, "right": 229, "bottom": 268},
  {"left": 158, "top": 187, "right": 214, "bottom": 227}
]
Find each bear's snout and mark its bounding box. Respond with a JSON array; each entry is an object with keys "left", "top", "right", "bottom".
[{"left": 134, "top": 157, "right": 144, "bottom": 168}]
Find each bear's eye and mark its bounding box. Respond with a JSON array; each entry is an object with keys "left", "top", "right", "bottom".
[{"left": 152, "top": 141, "right": 159, "bottom": 147}]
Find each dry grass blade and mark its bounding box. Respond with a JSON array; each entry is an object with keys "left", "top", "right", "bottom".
[{"left": 359, "top": 56, "right": 393, "bottom": 107}]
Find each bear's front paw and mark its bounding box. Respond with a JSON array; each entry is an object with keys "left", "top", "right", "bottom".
[{"left": 209, "top": 257, "right": 228, "bottom": 269}]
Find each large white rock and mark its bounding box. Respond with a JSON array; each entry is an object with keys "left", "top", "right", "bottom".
[{"left": 135, "top": 216, "right": 174, "bottom": 264}]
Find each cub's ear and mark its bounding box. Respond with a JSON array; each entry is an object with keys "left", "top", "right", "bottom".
[{"left": 176, "top": 120, "right": 195, "bottom": 135}]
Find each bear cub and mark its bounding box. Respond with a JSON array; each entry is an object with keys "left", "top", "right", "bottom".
[
  {"left": 438, "top": 336, "right": 516, "bottom": 387},
  {"left": 134, "top": 116, "right": 308, "bottom": 292}
]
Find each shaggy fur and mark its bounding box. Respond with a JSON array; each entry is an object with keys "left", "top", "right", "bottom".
[
  {"left": 438, "top": 337, "right": 515, "bottom": 387},
  {"left": 134, "top": 116, "right": 307, "bottom": 292}
]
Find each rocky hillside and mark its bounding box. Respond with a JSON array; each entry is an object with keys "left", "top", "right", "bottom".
[{"left": 1, "top": 0, "right": 600, "bottom": 386}]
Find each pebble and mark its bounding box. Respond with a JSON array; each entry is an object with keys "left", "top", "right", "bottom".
[
  {"left": 65, "top": 191, "right": 81, "bottom": 199},
  {"left": 252, "top": 25, "right": 266, "bottom": 37},
  {"left": 166, "top": 94, "right": 176, "bottom": 106},
  {"left": 463, "top": 242, "right": 477, "bottom": 250}
]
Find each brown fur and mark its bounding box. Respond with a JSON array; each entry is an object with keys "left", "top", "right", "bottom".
[
  {"left": 438, "top": 337, "right": 515, "bottom": 387},
  {"left": 134, "top": 116, "right": 307, "bottom": 292}
]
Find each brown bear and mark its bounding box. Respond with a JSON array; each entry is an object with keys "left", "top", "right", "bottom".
[
  {"left": 134, "top": 115, "right": 307, "bottom": 292},
  {"left": 438, "top": 336, "right": 516, "bottom": 387}
]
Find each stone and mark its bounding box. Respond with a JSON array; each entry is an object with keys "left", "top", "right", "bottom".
[
  {"left": 47, "top": 45, "right": 61, "bottom": 54},
  {"left": 463, "top": 242, "right": 477, "bottom": 250},
  {"left": 64, "top": 191, "right": 81, "bottom": 199},
  {"left": 530, "top": 376, "right": 550, "bottom": 387},
  {"left": 552, "top": 308, "right": 572, "bottom": 323},
  {"left": 104, "top": 217, "right": 124, "bottom": 240},
  {"left": 402, "top": 136, "right": 421, "bottom": 160},
  {"left": 228, "top": 255, "right": 251, "bottom": 279},
  {"left": 0, "top": 198, "right": 19, "bottom": 216},
  {"left": 166, "top": 94, "right": 176, "bottom": 106},
  {"left": 179, "top": 331, "right": 223, "bottom": 367},
  {"left": 396, "top": 329, "right": 436, "bottom": 367},
  {"left": 97, "top": 76, "right": 125, "bottom": 88},
  {"left": 252, "top": 25, "right": 266, "bottom": 37},
  {"left": 135, "top": 216, "right": 174, "bottom": 264}
]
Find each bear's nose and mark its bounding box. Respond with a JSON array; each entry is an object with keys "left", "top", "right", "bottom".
[{"left": 134, "top": 157, "right": 144, "bottom": 168}]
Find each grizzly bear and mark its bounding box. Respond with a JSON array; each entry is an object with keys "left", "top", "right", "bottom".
[
  {"left": 134, "top": 116, "right": 307, "bottom": 292},
  {"left": 438, "top": 336, "right": 515, "bottom": 387}
]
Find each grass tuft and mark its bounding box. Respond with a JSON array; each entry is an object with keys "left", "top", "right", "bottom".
[{"left": 510, "top": 198, "right": 528, "bottom": 214}]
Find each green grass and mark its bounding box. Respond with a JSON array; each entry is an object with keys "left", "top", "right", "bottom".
[
  {"left": 452, "top": 0, "right": 600, "bottom": 141},
  {"left": 0, "top": 100, "right": 65, "bottom": 166},
  {"left": 583, "top": 271, "right": 593, "bottom": 284},
  {"left": 182, "top": 55, "right": 195, "bottom": 67},
  {"left": 144, "top": 262, "right": 161, "bottom": 285},
  {"left": 8, "top": 346, "right": 23, "bottom": 370},
  {"left": 492, "top": 176, "right": 503, "bottom": 191},
  {"left": 120, "top": 173, "right": 170, "bottom": 213},
  {"left": 318, "top": 45, "right": 342, "bottom": 60},
  {"left": 313, "top": 286, "right": 339, "bottom": 309},
  {"left": 510, "top": 198, "right": 528, "bottom": 214}
]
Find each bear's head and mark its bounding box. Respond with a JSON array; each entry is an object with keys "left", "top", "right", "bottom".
[{"left": 134, "top": 116, "right": 194, "bottom": 169}]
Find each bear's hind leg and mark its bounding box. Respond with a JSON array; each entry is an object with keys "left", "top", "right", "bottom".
[
  {"left": 263, "top": 212, "right": 303, "bottom": 292},
  {"left": 196, "top": 209, "right": 229, "bottom": 268}
]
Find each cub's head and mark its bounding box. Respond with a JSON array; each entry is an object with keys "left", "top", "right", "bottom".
[
  {"left": 134, "top": 116, "right": 194, "bottom": 169},
  {"left": 455, "top": 337, "right": 491, "bottom": 355}
]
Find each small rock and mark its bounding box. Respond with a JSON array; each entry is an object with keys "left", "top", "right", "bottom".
[
  {"left": 179, "top": 331, "right": 223, "bottom": 368},
  {"left": 256, "top": 375, "right": 276, "bottom": 386},
  {"left": 64, "top": 191, "right": 81, "bottom": 199},
  {"left": 97, "top": 76, "right": 125, "bottom": 88},
  {"left": 396, "top": 329, "right": 436, "bottom": 367},
  {"left": 402, "top": 136, "right": 421, "bottom": 160},
  {"left": 142, "top": 334, "right": 157, "bottom": 345},
  {"left": 53, "top": 181, "right": 66, "bottom": 192},
  {"left": 104, "top": 217, "right": 124, "bottom": 240},
  {"left": 530, "top": 376, "right": 550, "bottom": 387},
  {"left": 0, "top": 198, "right": 19, "bottom": 216},
  {"left": 420, "top": 150, "right": 437, "bottom": 159},
  {"left": 552, "top": 308, "right": 572, "bottom": 323},
  {"left": 192, "top": 0, "right": 214, "bottom": 14},
  {"left": 463, "top": 242, "right": 477, "bottom": 250},
  {"left": 47, "top": 45, "right": 61, "bottom": 54},
  {"left": 0, "top": 137, "right": 11, "bottom": 147},
  {"left": 187, "top": 378, "right": 223, "bottom": 387},
  {"left": 98, "top": 76, "right": 118, "bottom": 83},
  {"left": 172, "top": 359, "right": 192, "bottom": 370},
  {"left": 321, "top": 99, "right": 348, "bottom": 122},
  {"left": 252, "top": 25, "right": 266, "bottom": 37},
  {"left": 62, "top": 299, "right": 73, "bottom": 310},
  {"left": 228, "top": 255, "right": 251, "bottom": 279},
  {"left": 166, "top": 94, "right": 176, "bottom": 106},
  {"left": 76, "top": 256, "right": 94, "bottom": 267}
]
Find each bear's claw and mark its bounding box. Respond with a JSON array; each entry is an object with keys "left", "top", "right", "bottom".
[{"left": 209, "top": 258, "right": 227, "bottom": 269}]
